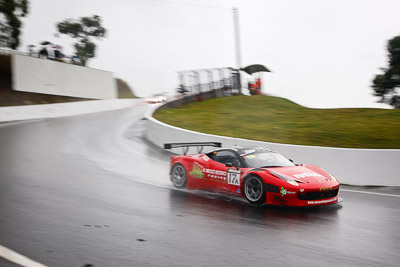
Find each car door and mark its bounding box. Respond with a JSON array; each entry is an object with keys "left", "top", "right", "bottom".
[{"left": 206, "top": 150, "right": 243, "bottom": 194}]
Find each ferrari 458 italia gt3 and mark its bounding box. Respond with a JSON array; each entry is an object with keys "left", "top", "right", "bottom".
[{"left": 165, "top": 142, "right": 341, "bottom": 207}]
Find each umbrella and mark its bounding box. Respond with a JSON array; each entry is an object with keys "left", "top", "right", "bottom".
[
  {"left": 40, "top": 41, "right": 52, "bottom": 45},
  {"left": 240, "top": 64, "right": 271, "bottom": 74}
]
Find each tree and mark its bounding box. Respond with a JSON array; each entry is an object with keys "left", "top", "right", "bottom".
[
  {"left": 56, "top": 15, "right": 106, "bottom": 66},
  {"left": 0, "top": 0, "right": 29, "bottom": 49},
  {"left": 372, "top": 35, "right": 400, "bottom": 109}
]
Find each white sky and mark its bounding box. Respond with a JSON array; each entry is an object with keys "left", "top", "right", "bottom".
[{"left": 20, "top": 0, "right": 400, "bottom": 108}]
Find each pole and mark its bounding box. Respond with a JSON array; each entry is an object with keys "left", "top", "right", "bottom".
[
  {"left": 233, "top": 7, "right": 242, "bottom": 94},
  {"left": 233, "top": 7, "right": 242, "bottom": 69}
]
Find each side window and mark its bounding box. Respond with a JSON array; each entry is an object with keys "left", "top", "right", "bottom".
[
  {"left": 214, "top": 150, "right": 241, "bottom": 167},
  {"left": 207, "top": 151, "right": 216, "bottom": 161}
]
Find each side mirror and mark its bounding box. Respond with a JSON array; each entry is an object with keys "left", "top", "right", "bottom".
[
  {"left": 289, "top": 159, "right": 294, "bottom": 163},
  {"left": 225, "top": 162, "right": 233, "bottom": 167}
]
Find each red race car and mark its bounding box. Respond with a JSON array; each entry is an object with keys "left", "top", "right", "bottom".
[{"left": 165, "top": 142, "right": 341, "bottom": 207}]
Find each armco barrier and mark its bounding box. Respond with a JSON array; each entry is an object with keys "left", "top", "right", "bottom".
[{"left": 145, "top": 105, "right": 400, "bottom": 187}]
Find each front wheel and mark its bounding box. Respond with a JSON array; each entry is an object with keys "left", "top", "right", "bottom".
[
  {"left": 170, "top": 163, "right": 187, "bottom": 188},
  {"left": 243, "top": 175, "right": 266, "bottom": 205}
]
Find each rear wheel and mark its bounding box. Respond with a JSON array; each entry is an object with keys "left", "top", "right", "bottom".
[
  {"left": 243, "top": 175, "right": 266, "bottom": 205},
  {"left": 171, "top": 163, "right": 187, "bottom": 188}
]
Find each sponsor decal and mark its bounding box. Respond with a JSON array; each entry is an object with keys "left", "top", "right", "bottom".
[
  {"left": 190, "top": 163, "right": 204, "bottom": 178},
  {"left": 300, "top": 189, "right": 304, "bottom": 192},
  {"left": 202, "top": 155, "right": 209, "bottom": 161},
  {"left": 204, "top": 169, "right": 226, "bottom": 176},
  {"left": 320, "top": 187, "right": 332, "bottom": 191},
  {"left": 203, "top": 168, "right": 226, "bottom": 181},
  {"left": 189, "top": 164, "right": 242, "bottom": 185},
  {"left": 236, "top": 188, "right": 241, "bottom": 193},
  {"left": 280, "top": 187, "right": 287, "bottom": 196},
  {"left": 307, "top": 196, "right": 338, "bottom": 205},
  {"left": 287, "top": 191, "right": 296, "bottom": 194},
  {"left": 227, "top": 169, "right": 241, "bottom": 186},
  {"left": 293, "top": 172, "right": 323, "bottom": 179}
]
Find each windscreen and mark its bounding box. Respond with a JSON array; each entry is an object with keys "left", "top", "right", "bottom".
[{"left": 242, "top": 151, "right": 295, "bottom": 168}]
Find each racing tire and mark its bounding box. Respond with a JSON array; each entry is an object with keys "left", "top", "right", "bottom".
[
  {"left": 171, "top": 163, "right": 187, "bottom": 189},
  {"left": 243, "top": 175, "right": 266, "bottom": 205}
]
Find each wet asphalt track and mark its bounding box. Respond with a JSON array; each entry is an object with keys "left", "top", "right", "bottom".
[{"left": 0, "top": 102, "right": 399, "bottom": 267}]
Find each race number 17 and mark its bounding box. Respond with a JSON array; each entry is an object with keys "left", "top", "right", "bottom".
[{"left": 227, "top": 170, "right": 241, "bottom": 186}]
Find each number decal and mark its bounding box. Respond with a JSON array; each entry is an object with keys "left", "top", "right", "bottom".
[{"left": 227, "top": 169, "right": 241, "bottom": 186}]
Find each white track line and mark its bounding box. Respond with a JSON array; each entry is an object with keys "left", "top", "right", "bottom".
[
  {"left": 0, "top": 244, "right": 48, "bottom": 267},
  {"left": 341, "top": 189, "right": 400, "bottom": 198}
]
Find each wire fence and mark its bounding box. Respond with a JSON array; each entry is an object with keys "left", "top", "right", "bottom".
[{"left": 177, "top": 67, "right": 241, "bottom": 98}]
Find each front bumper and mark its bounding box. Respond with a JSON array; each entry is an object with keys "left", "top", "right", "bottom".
[{"left": 266, "top": 186, "right": 341, "bottom": 207}]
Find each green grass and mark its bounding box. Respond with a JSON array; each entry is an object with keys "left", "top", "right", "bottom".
[{"left": 154, "top": 95, "right": 400, "bottom": 149}]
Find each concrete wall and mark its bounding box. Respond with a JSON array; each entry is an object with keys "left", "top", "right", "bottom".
[
  {"left": 145, "top": 106, "right": 400, "bottom": 187},
  {"left": 0, "top": 99, "right": 139, "bottom": 123},
  {"left": 12, "top": 54, "right": 117, "bottom": 99}
]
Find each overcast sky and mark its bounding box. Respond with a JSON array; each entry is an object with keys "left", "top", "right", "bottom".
[{"left": 20, "top": 0, "right": 400, "bottom": 108}]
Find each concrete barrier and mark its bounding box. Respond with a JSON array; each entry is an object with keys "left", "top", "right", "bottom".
[
  {"left": 12, "top": 54, "right": 116, "bottom": 99},
  {"left": 0, "top": 99, "right": 140, "bottom": 123},
  {"left": 145, "top": 105, "right": 400, "bottom": 187}
]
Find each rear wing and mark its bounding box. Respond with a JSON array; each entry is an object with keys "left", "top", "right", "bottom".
[{"left": 164, "top": 142, "right": 222, "bottom": 155}]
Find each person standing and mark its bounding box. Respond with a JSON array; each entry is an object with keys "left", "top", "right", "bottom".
[
  {"left": 255, "top": 76, "right": 262, "bottom": 95},
  {"left": 248, "top": 80, "right": 256, "bottom": 95}
]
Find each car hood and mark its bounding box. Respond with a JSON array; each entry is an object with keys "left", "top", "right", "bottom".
[{"left": 264, "top": 165, "right": 333, "bottom": 184}]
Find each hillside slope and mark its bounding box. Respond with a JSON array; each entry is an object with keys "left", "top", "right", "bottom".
[
  {"left": 154, "top": 95, "right": 400, "bottom": 149},
  {"left": 116, "top": 78, "right": 137, "bottom": 98}
]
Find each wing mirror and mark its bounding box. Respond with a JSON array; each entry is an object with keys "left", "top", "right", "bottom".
[{"left": 225, "top": 162, "right": 233, "bottom": 167}]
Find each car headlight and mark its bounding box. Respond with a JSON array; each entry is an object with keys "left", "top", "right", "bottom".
[
  {"left": 286, "top": 180, "right": 299, "bottom": 186},
  {"left": 329, "top": 174, "right": 337, "bottom": 181},
  {"left": 270, "top": 171, "right": 299, "bottom": 186}
]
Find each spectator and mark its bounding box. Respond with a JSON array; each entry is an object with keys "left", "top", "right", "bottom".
[
  {"left": 248, "top": 79, "right": 257, "bottom": 95},
  {"left": 255, "top": 77, "right": 262, "bottom": 95}
]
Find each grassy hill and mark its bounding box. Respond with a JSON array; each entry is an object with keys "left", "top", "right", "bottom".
[
  {"left": 116, "top": 78, "right": 137, "bottom": 99},
  {"left": 154, "top": 95, "right": 400, "bottom": 149}
]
